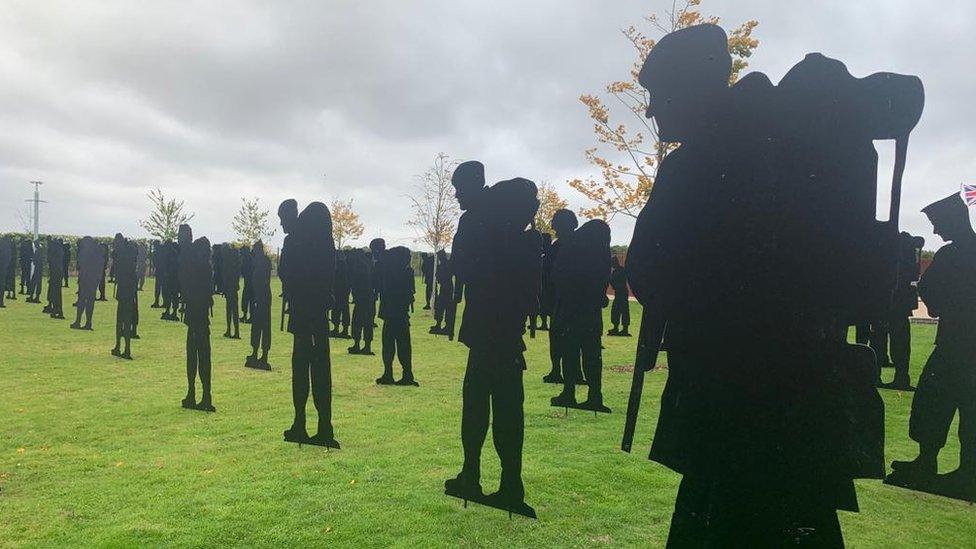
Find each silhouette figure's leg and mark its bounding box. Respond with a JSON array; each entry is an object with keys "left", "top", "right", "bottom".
[
  {"left": 621, "top": 298, "right": 630, "bottom": 334},
  {"left": 397, "top": 321, "right": 414, "bottom": 383},
  {"left": 888, "top": 315, "right": 911, "bottom": 386},
  {"left": 291, "top": 335, "right": 312, "bottom": 430},
  {"left": 459, "top": 352, "right": 490, "bottom": 484},
  {"left": 543, "top": 325, "right": 562, "bottom": 382},
  {"left": 184, "top": 328, "right": 198, "bottom": 405},
  {"left": 362, "top": 304, "right": 375, "bottom": 353},
  {"left": 552, "top": 333, "right": 579, "bottom": 405},
  {"left": 582, "top": 331, "right": 606, "bottom": 409},
  {"left": 230, "top": 292, "right": 239, "bottom": 337},
  {"left": 260, "top": 309, "right": 271, "bottom": 361},
  {"left": 349, "top": 304, "right": 362, "bottom": 351},
  {"left": 896, "top": 347, "right": 955, "bottom": 475},
  {"left": 379, "top": 321, "right": 396, "bottom": 382},
  {"left": 310, "top": 335, "right": 334, "bottom": 441},
  {"left": 491, "top": 363, "right": 525, "bottom": 501},
  {"left": 198, "top": 329, "right": 213, "bottom": 408},
  {"left": 446, "top": 301, "right": 457, "bottom": 340}
]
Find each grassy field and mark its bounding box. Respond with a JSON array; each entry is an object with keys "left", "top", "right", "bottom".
[{"left": 0, "top": 277, "right": 973, "bottom": 547}]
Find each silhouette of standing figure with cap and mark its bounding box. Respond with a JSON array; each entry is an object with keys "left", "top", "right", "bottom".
[
  {"left": 71, "top": 236, "right": 105, "bottom": 330},
  {"left": 280, "top": 200, "right": 340, "bottom": 448},
  {"left": 444, "top": 161, "right": 541, "bottom": 518},
  {"left": 377, "top": 245, "right": 418, "bottom": 386},
  {"left": 111, "top": 234, "right": 138, "bottom": 359},
  {"left": 889, "top": 192, "right": 976, "bottom": 500},
  {"left": 179, "top": 225, "right": 216, "bottom": 412},
  {"left": 541, "top": 209, "right": 582, "bottom": 385},
  {"left": 607, "top": 255, "right": 631, "bottom": 336},
  {"left": 245, "top": 240, "right": 273, "bottom": 370}
]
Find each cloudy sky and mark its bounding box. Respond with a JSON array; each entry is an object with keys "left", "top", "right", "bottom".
[{"left": 1, "top": 0, "right": 974, "bottom": 249}]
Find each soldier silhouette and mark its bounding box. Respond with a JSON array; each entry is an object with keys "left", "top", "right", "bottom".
[
  {"left": 347, "top": 247, "right": 376, "bottom": 355},
  {"left": 534, "top": 232, "right": 552, "bottom": 331},
  {"left": 607, "top": 255, "right": 631, "bottom": 336},
  {"left": 0, "top": 236, "right": 11, "bottom": 308},
  {"left": 180, "top": 228, "right": 216, "bottom": 412},
  {"left": 888, "top": 193, "right": 976, "bottom": 500},
  {"left": 212, "top": 243, "right": 224, "bottom": 296},
  {"left": 277, "top": 199, "right": 299, "bottom": 334},
  {"left": 330, "top": 250, "right": 352, "bottom": 338},
  {"left": 221, "top": 244, "right": 242, "bottom": 339},
  {"left": 626, "top": 24, "right": 923, "bottom": 546},
  {"left": 245, "top": 240, "right": 273, "bottom": 370},
  {"left": 240, "top": 245, "right": 254, "bottom": 324},
  {"left": 46, "top": 237, "right": 65, "bottom": 319},
  {"left": 19, "top": 238, "right": 32, "bottom": 296},
  {"left": 550, "top": 219, "right": 612, "bottom": 413},
  {"left": 877, "top": 232, "right": 926, "bottom": 390},
  {"left": 97, "top": 242, "right": 109, "bottom": 301},
  {"left": 27, "top": 239, "right": 44, "bottom": 303},
  {"left": 160, "top": 239, "right": 181, "bottom": 321},
  {"left": 151, "top": 240, "right": 164, "bottom": 308},
  {"left": 71, "top": 236, "right": 105, "bottom": 330},
  {"left": 541, "top": 209, "right": 582, "bottom": 385},
  {"left": 280, "top": 200, "right": 339, "bottom": 448},
  {"left": 376, "top": 245, "right": 418, "bottom": 386},
  {"left": 429, "top": 250, "right": 457, "bottom": 339},
  {"left": 421, "top": 252, "right": 434, "bottom": 310},
  {"left": 136, "top": 241, "right": 148, "bottom": 292},
  {"left": 443, "top": 162, "right": 541, "bottom": 518},
  {"left": 61, "top": 240, "right": 70, "bottom": 288},
  {"left": 111, "top": 234, "right": 138, "bottom": 359},
  {"left": 3, "top": 237, "right": 15, "bottom": 302},
  {"left": 369, "top": 238, "right": 386, "bottom": 324}
]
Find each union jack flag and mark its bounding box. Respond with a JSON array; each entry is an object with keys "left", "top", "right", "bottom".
[{"left": 964, "top": 184, "right": 976, "bottom": 207}]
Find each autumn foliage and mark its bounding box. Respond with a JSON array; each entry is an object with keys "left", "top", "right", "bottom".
[{"left": 569, "top": 0, "right": 759, "bottom": 220}]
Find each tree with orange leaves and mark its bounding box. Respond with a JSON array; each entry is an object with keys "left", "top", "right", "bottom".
[
  {"left": 569, "top": 0, "right": 759, "bottom": 220},
  {"left": 329, "top": 198, "right": 365, "bottom": 250},
  {"left": 534, "top": 180, "right": 569, "bottom": 236}
]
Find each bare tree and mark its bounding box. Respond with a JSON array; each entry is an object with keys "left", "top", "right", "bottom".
[
  {"left": 408, "top": 152, "right": 461, "bottom": 306},
  {"left": 139, "top": 187, "right": 195, "bottom": 241},
  {"left": 232, "top": 196, "right": 276, "bottom": 245}
]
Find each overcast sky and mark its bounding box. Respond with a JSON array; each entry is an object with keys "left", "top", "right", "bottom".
[{"left": 1, "top": 0, "right": 974, "bottom": 249}]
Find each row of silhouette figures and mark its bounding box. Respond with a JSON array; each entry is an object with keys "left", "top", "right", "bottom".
[{"left": 3, "top": 22, "right": 976, "bottom": 545}]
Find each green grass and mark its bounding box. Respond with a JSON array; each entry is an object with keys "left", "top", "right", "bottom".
[{"left": 0, "top": 278, "right": 973, "bottom": 547}]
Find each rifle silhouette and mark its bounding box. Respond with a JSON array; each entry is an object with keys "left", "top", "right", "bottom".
[{"left": 621, "top": 309, "right": 666, "bottom": 453}]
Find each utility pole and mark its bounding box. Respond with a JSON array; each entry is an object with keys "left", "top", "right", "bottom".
[{"left": 26, "top": 181, "right": 46, "bottom": 241}]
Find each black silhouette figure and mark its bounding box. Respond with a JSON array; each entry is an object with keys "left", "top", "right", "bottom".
[
  {"left": 180, "top": 227, "right": 216, "bottom": 412},
  {"left": 607, "top": 256, "right": 631, "bottom": 336},
  {"left": 887, "top": 193, "right": 976, "bottom": 502},
  {"left": 3, "top": 237, "right": 15, "bottom": 301},
  {"left": 245, "top": 240, "right": 273, "bottom": 371},
  {"left": 531, "top": 233, "right": 553, "bottom": 333},
  {"left": 625, "top": 24, "right": 924, "bottom": 546},
  {"left": 279, "top": 200, "right": 339, "bottom": 448},
  {"left": 61, "top": 240, "right": 70, "bottom": 288},
  {"left": 71, "top": 237, "right": 106, "bottom": 330},
  {"left": 277, "top": 199, "right": 298, "bottom": 332},
  {"left": 240, "top": 246, "right": 254, "bottom": 324},
  {"left": 221, "top": 244, "right": 242, "bottom": 339},
  {"left": 541, "top": 209, "right": 580, "bottom": 385},
  {"left": 0, "top": 236, "right": 11, "bottom": 308},
  {"left": 346, "top": 248, "right": 376, "bottom": 355},
  {"left": 443, "top": 162, "right": 541, "bottom": 519},
  {"left": 160, "top": 240, "right": 181, "bottom": 321},
  {"left": 136, "top": 242, "right": 148, "bottom": 292},
  {"left": 369, "top": 238, "right": 386, "bottom": 316},
  {"left": 421, "top": 252, "right": 434, "bottom": 309},
  {"left": 330, "top": 251, "right": 352, "bottom": 338},
  {"left": 46, "top": 238, "right": 65, "bottom": 319},
  {"left": 212, "top": 243, "right": 224, "bottom": 296},
  {"left": 874, "top": 232, "right": 926, "bottom": 391},
  {"left": 97, "top": 242, "right": 109, "bottom": 301},
  {"left": 377, "top": 245, "right": 418, "bottom": 386},
  {"left": 19, "top": 238, "right": 33, "bottom": 296},
  {"left": 111, "top": 234, "right": 138, "bottom": 359},
  {"left": 151, "top": 240, "right": 163, "bottom": 308},
  {"left": 27, "top": 240, "right": 44, "bottom": 303},
  {"left": 429, "top": 250, "right": 457, "bottom": 340},
  {"left": 550, "top": 219, "right": 611, "bottom": 413}
]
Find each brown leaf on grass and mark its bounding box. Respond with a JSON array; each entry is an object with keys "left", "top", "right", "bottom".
[{"left": 16, "top": 448, "right": 25, "bottom": 454}]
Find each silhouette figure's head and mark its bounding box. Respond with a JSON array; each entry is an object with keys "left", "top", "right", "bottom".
[
  {"left": 436, "top": 249, "right": 448, "bottom": 262},
  {"left": 369, "top": 238, "right": 386, "bottom": 257},
  {"left": 551, "top": 209, "right": 579, "bottom": 240},
  {"left": 388, "top": 246, "right": 411, "bottom": 269},
  {"left": 639, "top": 24, "right": 732, "bottom": 142},
  {"left": 452, "top": 160, "right": 486, "bottom": 211},
  {"left": 922, "top": 193, "right": 974, "bottom": 242},
  {"left": 253, "top": 240, "right": 264, "bottom": 256},
  {"left": 278, "top": 199, "right": 299, "bottom": 235},
  {"left": 177, "top": 224, "right": 193, "bottom": 247}
]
